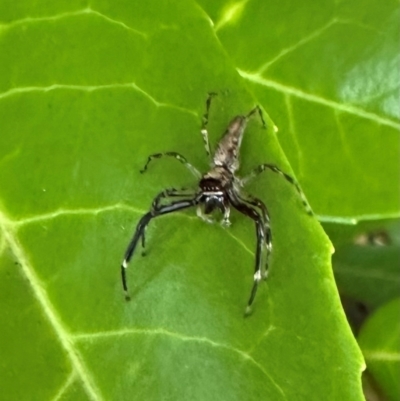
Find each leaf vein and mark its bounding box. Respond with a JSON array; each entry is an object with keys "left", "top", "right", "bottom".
[
  {"left": 316, "top": 212, "right": 400, "bottom": 224},
  {"left": 0, "top": 7, "right": 147, "bottom": 38},
  {"left": 51, "top": 370, "right": 77, "bottom": 401},
  {"left": 0, "top": 83, "right": 198, "bottom": 117},
  {"left": 13, "top": 203, "right": 146, "bottom": 228},
  {"left": 0, "top": 212, "right": 104, "bottom": 401},
  {"left": 73, "top": 327, "right": 286, "bottom": 398},
  {"left": 214, "top": 0, "right": 250, "bottom": 32},
  {"left": 11, "top": 204, "right": 256, "bottom": 261},
  {"left": 258, "top": 19, "right": 336, "bottom": 73},
  {"left": 363, "top": 350, "right": 400, "bottom": 362},
  {"left": 239, "top": 71, "right": 400, "bottom": 129}
]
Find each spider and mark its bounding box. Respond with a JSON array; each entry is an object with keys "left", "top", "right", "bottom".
[{"left": 121, "top": 93, "right": 312, "bottom": 314}]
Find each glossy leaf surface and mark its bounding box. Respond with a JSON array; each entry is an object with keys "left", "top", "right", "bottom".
[
  {"left": 358, "top": 298, "right": 400, "bottom": 401},
  {"left": 198, "top": 0, "right": 400, "bottom": 222},
  {"left": 333, "top": 223, "right": 400, "bottom": 309},
  {"left": 0, "top": 1, "right": 363, "bottom": 400}
]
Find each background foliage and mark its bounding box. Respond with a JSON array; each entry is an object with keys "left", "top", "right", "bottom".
[{"left": 0, "top": 0, "right": 398, "bottom": 400}]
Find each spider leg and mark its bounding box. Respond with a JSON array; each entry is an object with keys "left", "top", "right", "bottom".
[
  {"left": 246, "top": 105, "right": 267, "bottom": 129},
  {"left": 201, "top": 92, "right": 217, "bottom": 158},
  {"left": 141, "top": 188, "right": 192, "bottom": 255},
  {"left": 140, "top": 152, "right": 201, "bottom": 179},
  {"left": 241, "top": 164, "right": 313, "bottom": 215},
  {"left": 237, "top": 191, "right": 269, "bottom": 228},
  {"left": 121, "top": 194, "right": 201, "bottom": 300},
  {"left": 228, "top": 190, "right": 266, "bottom": 315},
  {"left": 152, "top": 187, "right": 197, "bottom": 209},
  {"left": 237, "top": 193, "right": 272, "bottom": 279},
  {"left": 140, "top": 226, "right": 146, "bottom": 256}
]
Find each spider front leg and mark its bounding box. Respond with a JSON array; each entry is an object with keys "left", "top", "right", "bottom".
[
  {"left": 121, "top": 193, "right": 201, "bottom": 301},
  {"left": 140, "top": 151, "right": 201, "bottom": 179},
  {"left": 228, "top": 190, "right": 267, "bottom": 315},
  {"left": 241, "top": 164, "right": 313, "bottom": 215},
  {"left": 152, "top": 187, "right": 197, "bottom": 209},
  {"left": 237, "top": 193, "right": 272, "bottom": 279},
  {"left": 139, "top": 187, "right": 195, "bottom": 256}
]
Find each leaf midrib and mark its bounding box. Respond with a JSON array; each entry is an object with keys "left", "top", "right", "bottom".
[{"left": 0, "top": 210, "right": 104, "bottom": 401}]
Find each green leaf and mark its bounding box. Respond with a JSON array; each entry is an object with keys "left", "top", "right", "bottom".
[
  {"left": 198, "top": 0, "right": 400, "bottom": 222},
  {"left": 335, "top": 243, "right": 400, "bottom": 309},
  {"left": 333, "top": 220, "right": 400, "bottom": 309},
  {"left": 0, "top": 1, "right": 363, "bottom": 401},
  {"left": 196, "top": 2, "right": 400, "bottom": 399},
  {"left": 358, "top": 298, "right": 400, "bottom": 401}
]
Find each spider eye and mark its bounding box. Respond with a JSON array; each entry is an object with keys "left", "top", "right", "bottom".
[{"left": 200, "top": 177, "right": 221, "bottom": 192}]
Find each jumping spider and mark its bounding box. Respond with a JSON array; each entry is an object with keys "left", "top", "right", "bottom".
[{"left": 121, "top": 93, "right": 312, "bottom": 314}]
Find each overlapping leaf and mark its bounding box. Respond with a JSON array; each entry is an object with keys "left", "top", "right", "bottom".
[
  {"left": 0, "top": 1, "right": 364, "bottom": 400},
  {"left": 359, "top": 298, "right": 400, "bottom": 401},
  {"left": 198, "top": 0, "right": 400, "bottom": 222}
]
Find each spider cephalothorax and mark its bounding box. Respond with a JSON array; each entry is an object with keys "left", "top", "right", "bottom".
[{"left": 121, "top": 94, "right": 312, "bottom": 314}]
